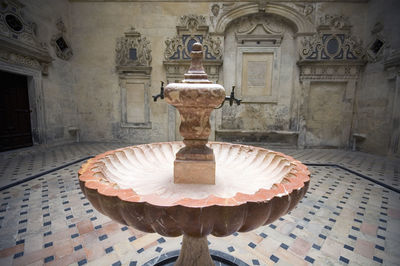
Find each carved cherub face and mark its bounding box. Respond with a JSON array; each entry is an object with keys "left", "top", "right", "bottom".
[{"left": 211, "top": 4, "right": 220, "bottom": 17}]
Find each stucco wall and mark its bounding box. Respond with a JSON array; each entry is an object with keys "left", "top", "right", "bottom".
[
  {"left": 69, "top": 2, "right": 211, "bottom": 143},
  {"left": 19, "top": 0, "right": 78, "bottom": 144},
  {"left": 355, "top": 0, "right": 400, "bottom": 155},
  {"left": 9, "top": 0, "right": 399, "bottom": 156}
]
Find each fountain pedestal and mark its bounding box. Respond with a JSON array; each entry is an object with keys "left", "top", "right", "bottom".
[{"left": 165, "top": 43, "right": 225, "bottom": 184}]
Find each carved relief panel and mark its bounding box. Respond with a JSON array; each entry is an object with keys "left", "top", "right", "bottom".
[
  {"left": 0, "top": 0, "right": 52, "bottom": 74},
  {"left": 164, "top": 14, "right": 223, "bottom": 83},
  {"left": 116, "top": 27, "right": 152, "bottom": 129},
  {"left": 297, "top": 15, "right": 367, "bottom": 148}
]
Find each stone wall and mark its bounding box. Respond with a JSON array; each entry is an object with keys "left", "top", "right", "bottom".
[
  {"left": 5, "top": 0, "right": 78, "bottom": 145},
  {"left": 4, "top": 0, "right": 399, "bottom": 156},
  {"left": 354, "top": 0, "right": 400, "bottom": 156}
]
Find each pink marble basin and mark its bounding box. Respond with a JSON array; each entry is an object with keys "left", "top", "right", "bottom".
[{"left": 78, "top": 142, "right": 309, "bottom": 237}]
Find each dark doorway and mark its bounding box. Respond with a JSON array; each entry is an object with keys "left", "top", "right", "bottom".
[{"left": 0, "top": 71, "right": 33, "bottom": 151}]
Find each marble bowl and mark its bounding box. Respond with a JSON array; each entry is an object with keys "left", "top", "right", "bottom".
[{"left": 78, "top": 142, "right": 310, "bottom": 237}]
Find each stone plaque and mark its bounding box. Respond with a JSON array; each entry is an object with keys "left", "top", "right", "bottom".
[
  {"left": 242, "top": 53, "right": 273, "bottom": 97},
  {"left": 126, "top": 83, "right": 145, "bottom": 123}
]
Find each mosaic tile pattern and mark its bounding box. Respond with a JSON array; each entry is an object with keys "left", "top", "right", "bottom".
[
  {"left": 0, "top": 143, "right": 399, "bottom": 265},
  {"left": 0, "top": 143, "right": 132, "bottom": 190},
  {"left": 271, "top": 147, "right": 400, "bottom": 190}
]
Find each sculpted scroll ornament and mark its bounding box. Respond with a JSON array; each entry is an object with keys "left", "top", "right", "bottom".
[
  {"left": 234, "top": 13, "right": 285, "bottom": 35},
  {"left": 164, "top": 15, "right": 222, "bottom": 61},
  {"left": 116, "top": 27, "right": 151, "bottom": 68},
  {"left": 300, "top": 15, "right": 364, "bottom": 61}
]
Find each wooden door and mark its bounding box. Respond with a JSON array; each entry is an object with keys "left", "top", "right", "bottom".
[{"left": 0, "top": 71, "right": 33, "bottom": 151}]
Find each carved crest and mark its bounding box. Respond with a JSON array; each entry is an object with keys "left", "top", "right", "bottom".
[
  {"left": 164, "top": 15, "right": 222, "bottom": 60},
  {"left": 300, "top": 15, "right": 364, "bottom": 61},
  {"left": 116, "top": 27, "right": 152, "bottom": 71}
]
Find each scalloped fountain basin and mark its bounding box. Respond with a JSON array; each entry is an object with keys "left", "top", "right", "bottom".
[
  {"left": 79, "top": 141, "right": 309, "bottom": 266},
  {"left": 89, "top": 142, "right": 298, "bottom": 204},
  {"left": 79, "top": 141, "right": 309, "bottom": 210}
]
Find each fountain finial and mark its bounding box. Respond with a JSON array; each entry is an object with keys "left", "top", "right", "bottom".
[
  {"left": 183, "top": 42, "right": 211, "bottom": 83},
  {"left": 164, "top": 42, "right": 226, "bottom": 184}
]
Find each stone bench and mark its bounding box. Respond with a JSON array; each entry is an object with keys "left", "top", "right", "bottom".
[{"left": 215, "top": 130, "right": 299, "bottom": 147}]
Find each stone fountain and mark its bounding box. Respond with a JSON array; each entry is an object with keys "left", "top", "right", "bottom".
[{"left": 78, "top": 43, "right": 310, "bottom": 265}]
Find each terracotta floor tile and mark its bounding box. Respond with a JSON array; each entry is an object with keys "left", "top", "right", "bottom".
[
  {"left": 0, "top": 244, "right": 24, "bottom": 258},
  {"left": 360, "top": 222, "right": 377, "bottom": 236},
  {"left": 354, "top": 238, "right": 375, "bottom": 259},
  {"left": 77, "top": 219, "right": 94, "bottom": 235},
  {"left": 289, "top": 237, "right": 311, "bottom": 257}
]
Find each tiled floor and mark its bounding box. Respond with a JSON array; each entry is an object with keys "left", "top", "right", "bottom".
[{"left": 0, "top": 142, "right": 399, "bottom": 265}]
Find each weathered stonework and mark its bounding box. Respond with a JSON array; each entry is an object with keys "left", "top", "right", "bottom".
[
  {"left": 116, "top": 27, "right": 152, "bottom": 129},
  {"left": 50, "top": 18, "right": 73, "bottom": 61},
  {"left": 1, "top": 0, "right": 398, "bottom": 156}
]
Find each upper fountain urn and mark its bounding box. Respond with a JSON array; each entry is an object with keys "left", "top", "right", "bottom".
[{"left": 164, "top": 43, "right": 225, "bottom": 184}]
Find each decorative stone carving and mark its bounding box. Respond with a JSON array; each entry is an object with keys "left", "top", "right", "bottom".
[
  {"left": 211, "top": 2, "right": 314, "bottom": 35},
  {"left": 116, "top": 27, "right": 152, "bottom": 129},
  {"left": 318, "top": 14, "right": 351, "bottom": 30},
  {"left": 0, "top": 0, "right": 52, "bottom": 74},
  {"left": 284, "top": 2, "right": 315, "bottom": 23},
  {"left": 164, "top": 14, "right": 222, "bottom": 83},
  {"left": 164, "top": 15, "right": 222, "bottom": 61},
  {"left": 211, "top": 4, "right": 220, "bottom": 17},
  {"left": 234, "top": 13, "right": 285, "bottom": 46},
  {"left": 0, "top": 50, "right": 40, "bottom": 69},
  {"left": 116, "top": 26, "right": 151, "bottom": 74},
  {"left": 366, "top": 22, "right": 386, "bottom": 63},
  {"left": 298, "top": 14, "right": 366, "bottom": 80},
  {"left": 300, "top": 32, "right": 364, "bottom": 61},
  {"left": 50, "top": 18, "right": 73, "bottom": 61}
]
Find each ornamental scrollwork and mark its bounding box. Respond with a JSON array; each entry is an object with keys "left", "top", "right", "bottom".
[
  {"left": 164, "top": 14, "right": 222, "bottom": 61},
  {"left": 300, "top": 15, "right": 364, "bottom": 61},
  {"left": 116, "top": 27, "right": 152, "bottom": 68}
]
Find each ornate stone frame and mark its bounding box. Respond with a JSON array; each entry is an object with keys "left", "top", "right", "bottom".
[
  {"left": 297, "top": 15, "right": 367, "bottom": 148},
  {"left": 0, "top": 0, "right": 52, "bottom": 74},
  {"left": 211, "top": 2, "right": 314, "bottom": 36},
  {"left": 50, "top": 19, "right": 73, "bottom": 61},
  {"left": 119, "top": 73, "right": 152, "bottom": 129},
  {"left": 116, "top": 27, "right": 152, "bottom": 129},
  {"left": 236, "top": 46, "right": 280, "bottom": 103},
  {"left": 0, "top": 60, "right": 47, "bottom": 145}
]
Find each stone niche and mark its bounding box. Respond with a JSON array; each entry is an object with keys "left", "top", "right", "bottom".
[
  {"left": 297, "top": 15, "right": 366, "bottom": 149},
  {"left": 116, "top": 27, "right": 152, "bottom": 129},
  {"left": 217, "top": 11, "right": 298, "bottom": 146}
]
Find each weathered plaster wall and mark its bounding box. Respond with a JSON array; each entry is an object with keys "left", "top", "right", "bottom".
[
  {"left": 69, "top": 2, "right": 211, "bottom": 143},
  {"left": 20, "top": 0, "right": 78, "bottom": 144},
  {"left": 12, "top": 0, "right": 398, "bottom": 156},
  {"left": 355, "top": 0, "right": 400, "bottom": 155}
]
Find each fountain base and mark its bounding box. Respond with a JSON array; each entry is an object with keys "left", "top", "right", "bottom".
[
  {"left": 175, "top": 235, "right": 213, "bottom": 266},
  {"left": 174, "top": 159, "right": 215, "bottom": 184}
]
